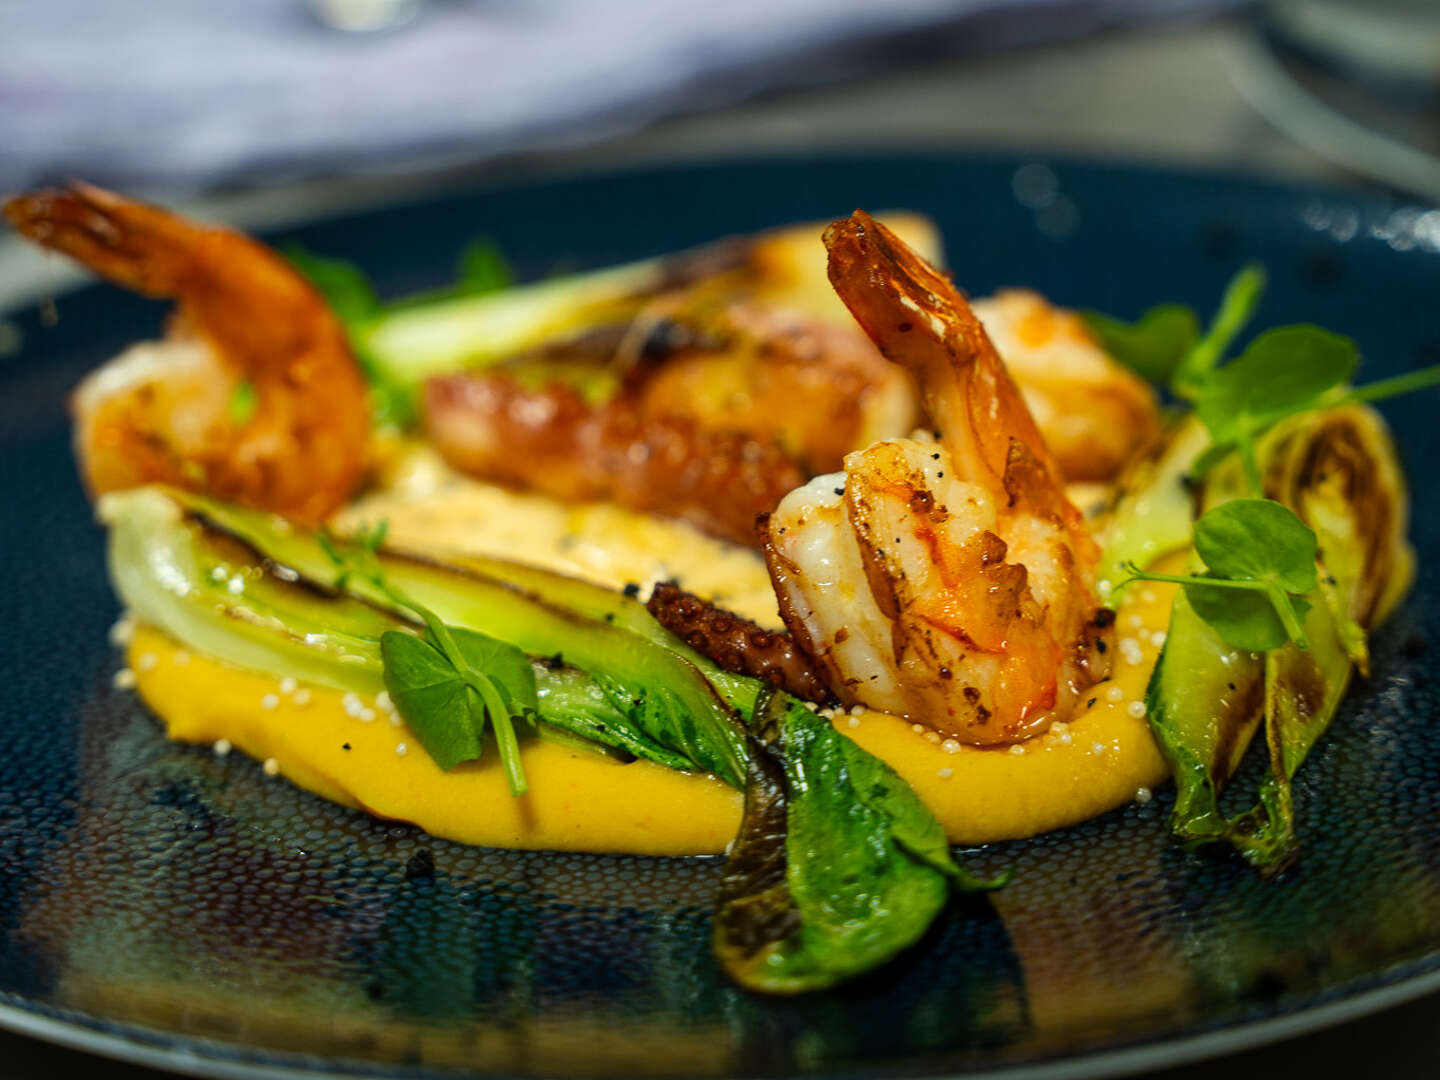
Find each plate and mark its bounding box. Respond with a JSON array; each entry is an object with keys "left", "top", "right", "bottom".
[{"left": 1, "top": 154, "right": 1438, "bottom": 1079}]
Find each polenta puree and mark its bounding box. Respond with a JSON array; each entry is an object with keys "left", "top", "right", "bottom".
[
  {"left": 126, "top": 579, "right": 1170, "bottom": 856},
  {"left": 124, "top": 462, "right": 1172, "bottom": 855}
]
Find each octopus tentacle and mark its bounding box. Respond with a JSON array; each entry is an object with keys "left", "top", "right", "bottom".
[{"left": 646, "top": 582, "right": 835, "bottom": 705}]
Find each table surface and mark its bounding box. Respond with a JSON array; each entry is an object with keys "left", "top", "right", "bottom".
[{"left": 3, "top": 12, "right": 1438, "bottom": 1079}]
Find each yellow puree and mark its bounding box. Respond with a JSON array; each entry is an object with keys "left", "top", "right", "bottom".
[{"left": 127, "top": 575, "right": 1171, "bottom": 855}]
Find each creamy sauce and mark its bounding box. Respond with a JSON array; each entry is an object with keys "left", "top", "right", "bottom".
[{"left": 128, "top": 576, "right": 1170, "bottom": 853}]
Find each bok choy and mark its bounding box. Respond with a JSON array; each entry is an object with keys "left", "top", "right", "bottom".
[
  {"left": 1093, "top": 257, "right": 1428, "bottom": 873},
  {"left": 101, "top": 486, "right": 747, "bottom": 786},
  {"left": 290, "top": 218, "right": 944, "bottom": 426},
  {"left": 100, "top": 484, "right": 999, "bottom": 993}
]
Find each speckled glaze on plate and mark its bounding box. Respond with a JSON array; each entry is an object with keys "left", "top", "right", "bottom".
[{"left": 0, "top": 155, "right": 1437, "bottom": 1079}]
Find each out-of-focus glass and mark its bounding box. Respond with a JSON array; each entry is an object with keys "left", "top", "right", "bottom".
[
  {"left": 1232, "top": 0, "right": 1440, "bottom": 201},
  {"left": 308, "top": 0, "right": 422, "bottom": 32},
  {"left": 1262, "top": 0, "right": 1440, "bottom": 97}
]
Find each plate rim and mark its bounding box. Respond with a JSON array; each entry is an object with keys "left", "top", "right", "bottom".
[
  {"left": 2, "top": 148, "right": 1438, "bottom": 1079},
  {"left": 0, "top": 146, "right": 1423, "bottom": 318},
  {"left": 4, "top": 961, "right": 1440, "bottom": 1080}
]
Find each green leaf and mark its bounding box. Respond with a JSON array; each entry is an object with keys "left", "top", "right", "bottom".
[
  {"left": 444, "top": 626, "right": 539, "bottom": 714},
  {"left": 380, "top": 625, "right": 537, "bottom": 774},
  {"left": 533, "top": 665, "right": 697, "bottom": 771},
  {"left": 715, "top": 691, "right": 999, "bottom": 994},
  {"left": 384, "top": 237, "right": 516, "bottom": 312},
  {"left": 1082, "top": 303, "right": 1199, "bottom": 384},
  {"left": 832, "top": 732, "right": 1008, "bottom": 893},
  {"left": 381, "top": 630, "right": 487, "bottom": 770},
  {"left": 361, "top": 362, "right": 418, "bottom": 430},
  {"left": 1191, "top": 325, "right": 1357, "bottom": 488},
  {"left": 1193, "top": 498, "right": 1319, "bottom": 595},
  {"left": 227, "top": 379, "right": 258, "bottom": 426},
  {"left": 457, "top": 238, "right": 514, "bottom": 296},
  {"left": 1117, "top": 500, "right": 1319, "bottom": 652},
  {"left": 285, "top": 245, "right": 381, "bottom": 325},
  {"left": 588, "top": 675, "right": 742, "bottom": 782},
  {"left": 1184, "top": 582, "right": 1310, "bottom": 653},
  {"left": 285, "top": 244, "right": 418, "bottom": 428},
  {"left": 1174, "top": 262, "right": 1267, "bottom": 395},
  {"left": 1196, "top": 325, "right": 1358, "bottom": 437}
]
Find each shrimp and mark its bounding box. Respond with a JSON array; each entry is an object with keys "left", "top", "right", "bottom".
[
  {"left": 3, "top": 184, "right": 369, "bottom": 525},
  {"left": 762, "top": 211, "right": 1110, "bottom": 745},
  {"left": 972, "top": 289, "right": 1160, "bottom": 483}
]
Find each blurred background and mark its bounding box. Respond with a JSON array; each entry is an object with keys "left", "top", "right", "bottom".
[
  {"left": 3, "top": 1, "right": 1440, "bottom": 1077},
  {"left": 2, "top": 0, "right": 1438, "bottom": 310}
]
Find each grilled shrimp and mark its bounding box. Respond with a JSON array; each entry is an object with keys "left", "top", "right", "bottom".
[
  {"left": 973, "top": 290, "right": 1160, "bottom": 483},
  {"left": 763, "top": 212, "right": 1110, "bottom": 745},
  {"left": 3, "top": 184, "right": 368, "bottom": 524}
]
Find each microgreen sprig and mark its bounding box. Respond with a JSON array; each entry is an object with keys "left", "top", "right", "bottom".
[
  {"left": 1089, "top": 262, "right": 1440, "bottom": 496},
  {"left": 1173, "top": 262, "right": 1267, "bottom": 400},
  {"left": 1190, "top": 324, "right": 1359, "bottom": 491},
  {"left": 1115, "top": 499, "right": 1318, "bottom": 652},
  {"left": 1190, "top": 341, "right": 1440, "bottom": 492},
  {"left": 286, "top": 240, "right": 514, "bottom": 430},
  {"left": 1082, "top": 262, "right": 1266, "bottom": 395},
  {"left": 318, "top": 522, "right": 536, "bottom": 796},
  {"left": 1081, "top": 302, "right": 1199, "bottom": 386},
  {"left": 227, "top": 378, "right": 258, "bottom": 426}
]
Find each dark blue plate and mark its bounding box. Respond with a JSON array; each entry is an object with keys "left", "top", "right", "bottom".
[{"left": 1, "top": 154, "right": 1438, "bottom": 1079}]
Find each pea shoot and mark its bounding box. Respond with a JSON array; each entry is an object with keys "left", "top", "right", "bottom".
[
  {"left": 319, "top": 522, "right": 536, "bottom": 796},
  {"left": 1082, "top": 262, "right": 1266, "bottom": 394},
  {"left": 1172, "top": 262, "right": 1267, "bottom": 399},
  {"left": 1116, "top": 499, "right": 1317, "bottom": 652},
  {"left": 1080, "top": 302, "right": 1199, "bottom": 386},
  {"left": 286, "top": 239, "right": 514, "bottom": 431},
  {"left": 1081, "top": 264, "right": 1440, "bottom": 873},
  {"left": 1190, "top": 324, "right": 1359, "bottom": 491}
]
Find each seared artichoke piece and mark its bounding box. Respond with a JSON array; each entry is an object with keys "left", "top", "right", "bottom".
[{"left": 1134, "top": 405, "right": 1413, "bottom": 871}]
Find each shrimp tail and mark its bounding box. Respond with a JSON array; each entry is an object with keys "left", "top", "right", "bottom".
[
  {"left": 4, "top": 183, "right": 209, "bottom": 299},
  {"left": 824, "top": 210, "right": 1094, "bottom": 560},
  {"left": 4, "top": 184, "right": 370, "bottom": 525}
]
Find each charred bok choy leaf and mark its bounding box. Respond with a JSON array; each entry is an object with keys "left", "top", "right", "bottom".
[
  {"left": 1227, "top": 407, "right": 1415, "bottom": 867},
  {"left": 716, "top": 689, "right": 1004, "bottom": 994},
  {"left": 1095, "top": 416, "right": 1210, "bottom": 597},
  {"left": 290, "top": 219, "right": 943, "bottom": 435},
  {"left": 288, "top": 237, "right": 712, "bottom": 418},
  {"left": 99, "top": 486, "right": 746, "bottom": 786}
]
